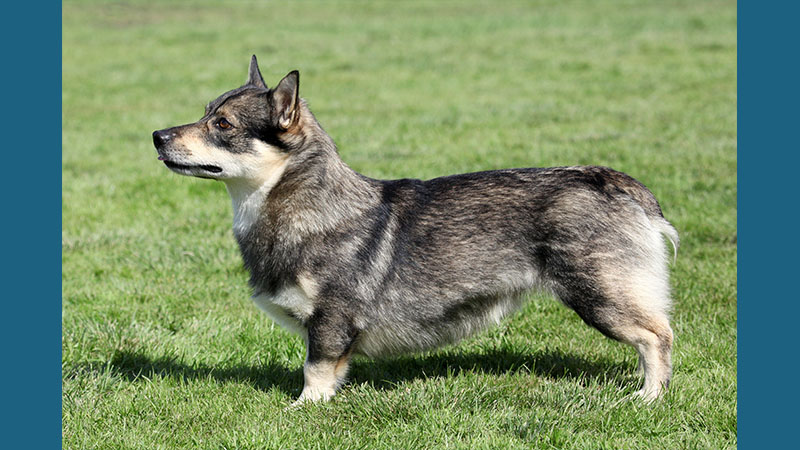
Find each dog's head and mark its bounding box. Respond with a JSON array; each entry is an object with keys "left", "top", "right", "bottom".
[{"left": 152, "top": 56, "right": 304, "bottom": 183}]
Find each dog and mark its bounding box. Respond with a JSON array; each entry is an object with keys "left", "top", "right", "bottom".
[{"left": 152, "top": 55, "right": 678, "bottom": 404}]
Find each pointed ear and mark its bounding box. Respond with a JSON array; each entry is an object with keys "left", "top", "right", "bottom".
[
  {"left": 272, "top": 70, "right": 299, "bottom": 130},
  {"left": 246, "top": 55, "right": 267, "bottom": 89}
]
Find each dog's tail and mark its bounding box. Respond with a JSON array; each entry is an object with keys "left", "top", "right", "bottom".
[
  {"left": 611, "top": 170, "right": 680, "bottom": 263},
  {"left": 627, "top": 190, "right": 679, "bottom": 264},
  {"left": 652, "top": 215, "right": 680, "bottom": 264}
]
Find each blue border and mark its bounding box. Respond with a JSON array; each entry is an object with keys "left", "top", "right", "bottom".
[
  {"left": 738, "top": 1, "right": 798, "bottom": 447},
  {"left": 1, "top": 2, "right": 61, "bottom": 447},
  {"left": 2, "top": 0, "right": 788, "bottom": 446}
]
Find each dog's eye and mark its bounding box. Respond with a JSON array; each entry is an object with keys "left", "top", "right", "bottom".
[{"left": 216, "top": 118, "right": 232, "bottom": 130}]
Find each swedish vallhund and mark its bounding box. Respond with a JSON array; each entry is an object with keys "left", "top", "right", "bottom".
[{"left": 152, "top": 56, "right": 679, "bottom": 404}]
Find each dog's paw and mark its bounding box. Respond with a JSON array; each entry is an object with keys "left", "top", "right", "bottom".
[
  {"left": 284, "top": 395, "right": 316, "bottom": 411},
  {"left": 285, "top": 386, "right": 335, "bottom": 410},
  {"left": 633, "top": 387, "right": 660, "bottom": 404}
]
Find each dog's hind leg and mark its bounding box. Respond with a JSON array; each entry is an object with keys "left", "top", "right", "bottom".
[
  {"left": 550, "top": 268, "right": 673, "bottom": 402},
  {"left": 604, "top": 313, "right": 673, "bottom": 402},
  {"left": 635, "top": 354, "right": 645, "bottom": 376},
  {"left": 604, "top": 236, "right": 675, "bottom": 402}
]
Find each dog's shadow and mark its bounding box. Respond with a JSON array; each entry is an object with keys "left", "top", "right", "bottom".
[
  {"left": 352, "top": 348, "right": 631, "bottom": 391},
  {"left": 99, "top": 347, "right": 632, "bottom": 397}
]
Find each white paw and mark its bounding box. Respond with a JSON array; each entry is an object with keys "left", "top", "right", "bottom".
[
  {"left": 633, "top": 387, "right": 660, "bottom": 403},
  {"left": 288, "top": 386, "right": 335, "bottom": 408}
]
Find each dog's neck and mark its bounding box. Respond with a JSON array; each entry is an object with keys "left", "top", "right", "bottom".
[
  {"left": 226, "top": 173, "right": 284, "bottom": 240},
  {"left": 224, "top": 112, "right": 378, "bottom": 242}
]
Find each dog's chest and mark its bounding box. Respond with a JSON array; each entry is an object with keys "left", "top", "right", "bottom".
[{"left": 251, "top": 285, "right": 314, "bottom": 335}]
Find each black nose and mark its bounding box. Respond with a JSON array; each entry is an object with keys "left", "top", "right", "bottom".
[{"left": 152, "top": 129, "right": 171, "bottom": 148}]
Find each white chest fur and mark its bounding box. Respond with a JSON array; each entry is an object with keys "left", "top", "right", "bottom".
[
  {"left": 224, "top": 140, "right": 290, "bottom": 239},
  {"left": 251, "top": 285, "right": 314, "bottom": 336},
  {"left": 227, "top": 179, "right": 275, "bottom": 239}
]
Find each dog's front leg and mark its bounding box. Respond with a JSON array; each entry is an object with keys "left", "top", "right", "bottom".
[
  {"left": 293, "top": 312, "right": 357, "bottom": 405},
  {"left": 296, "top": 358, "right": 339, "bottom": 403}
]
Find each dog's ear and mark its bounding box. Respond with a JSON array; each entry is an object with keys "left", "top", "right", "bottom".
[
  {"left": 272, "top": 70, "right": 299, "bottom": 130},
  {"left": 247, "top": 55, "right": 267, "bottom": 89}
]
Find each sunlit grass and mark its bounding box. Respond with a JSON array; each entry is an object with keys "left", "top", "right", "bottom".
[{"left": 63, "top": 1, "right": 736, "bottom": 448}]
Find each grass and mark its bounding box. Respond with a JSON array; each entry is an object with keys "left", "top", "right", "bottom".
[{"left": 62, "top": 1, "right": 737, "bottom": 448}]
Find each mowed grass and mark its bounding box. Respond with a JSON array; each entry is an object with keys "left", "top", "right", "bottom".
[{"left": 62, "top": 1, "right": 736, "bottom": 449}]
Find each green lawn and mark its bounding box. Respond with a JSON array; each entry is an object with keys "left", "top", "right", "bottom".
[{"left": 62, "top": 1, "right": 737, "bottom": 448}]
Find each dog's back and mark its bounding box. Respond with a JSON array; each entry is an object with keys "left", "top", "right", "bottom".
[{"left": 338, "top": 167, "right": 675, "bottom": 353}]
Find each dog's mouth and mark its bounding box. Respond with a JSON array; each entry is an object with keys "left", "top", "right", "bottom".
[{"left": 162, "top": 159, "right": 223, "bottom": 174}]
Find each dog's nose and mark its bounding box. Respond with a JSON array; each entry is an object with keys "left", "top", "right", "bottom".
[{"left": 152, "top": 130, "right": 171, "bottom": 148}]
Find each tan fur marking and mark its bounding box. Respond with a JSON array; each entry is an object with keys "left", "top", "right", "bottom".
[
  {"left": 179, "top": 133, "right": 214, "bottom": 159},
  {"left": 611, "top": 320, "right": 672, "bottom": 402},
  {"left": 334, "top": 350, "right": 353, "bottom": 382},
  {"left": 297, "top": 273, "right": 319, "bottom": 299},
  {"left": 294, "top": 347, "right": 353, "bottom": 405}
]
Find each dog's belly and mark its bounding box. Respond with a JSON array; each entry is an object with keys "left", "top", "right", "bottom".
[{"left": 354, "top": 294, "right": 527, "bottom": 358}]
